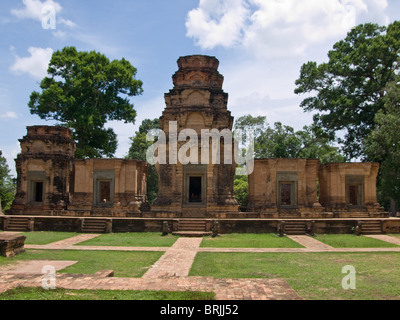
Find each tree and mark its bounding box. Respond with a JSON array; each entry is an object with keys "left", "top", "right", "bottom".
[
  {"left": 234, "top": 115, "right": 345, "bottom": 163},
  {"left": 0, "top": 151, "right": 15, "bottom": 211},
  {"left": 127, "top": 118, "right": 160, "bottom": 204},
  {"left": 295, "top": 21, "right": 400, "bottom": 160},
  {"left": 365, "top": 72, "right": 400, "bottom": 214},
  {"left": 29, "top": 46, "right": 143, "bottom": 159},
  {"left": 234, "top": 174, "right": 248, "bottom": 208}
]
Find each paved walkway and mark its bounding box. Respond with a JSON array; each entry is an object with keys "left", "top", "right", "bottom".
[
  {"left": 365, "top": 234, "right": 400, "bottom": 246},
  {"left": 143, "top": 237, "right": 202, "bottom": 278},
  {"left": 1, "top": 233, "right": 400, "bottom": 300}
]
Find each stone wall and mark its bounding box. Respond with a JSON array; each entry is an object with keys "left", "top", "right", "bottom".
[
  {"left": 248, "top": 159, "right": 387, "bottom": 218},
  {"left": 1, "top": 215, "right": 398, "bottom": 234}
]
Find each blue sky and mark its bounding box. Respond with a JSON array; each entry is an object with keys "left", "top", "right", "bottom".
[{"left": 1, "top": 0, "right": 399, "bottom": 176}]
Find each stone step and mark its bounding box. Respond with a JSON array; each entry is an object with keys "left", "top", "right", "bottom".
[
  {"left": 5, "top": 218, "right": 30, "bottom": 232},
  {"left": 172, "top": 231, "right": 212, "bottom": 237},
  {"left": 178, "top": 220, "right": 207, "bottom": 232},
  {"left": 359, "top": 221, "right": 383, "bottom": 235},
  {"left": 283, "top": 221, "right": 306, "bottom": 235},
  {"left": 81, "top": 219, "right": 108, "bottom": 233}
]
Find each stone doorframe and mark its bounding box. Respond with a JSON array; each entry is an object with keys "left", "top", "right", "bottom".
[
  {"left": 93, "top": 170, "right": 115, "bottom": 207},
  {"left": 27, "top": 171, "right": 46, "bottom": 205},
  {"left": 276, "top": 172, "right": 298, "bottom": 209},
  {"left": 345, "top": 175, "right": 365, "bottom": 207},
  {"left": 183, "top": 164, "right": 207, "bottom": 207}
]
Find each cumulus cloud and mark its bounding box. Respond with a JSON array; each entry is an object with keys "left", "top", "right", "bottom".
[
  {"left": 11, "top": 0, "right": 75, "bottom": 28},
  {"left": 186, "top": 0, "right": 250, "bottom": 49},
  {"left": 186, "top": 0, "right": 389, "bottom": 58},
  {"left": 10, "top": 47, "right": 53, "bottom": 80},
  {"left": 11, "top": 0, "right": 62, "bottom": 20},
  {"left": 0, "top": 112, "right": 18, "bottom": 120}
]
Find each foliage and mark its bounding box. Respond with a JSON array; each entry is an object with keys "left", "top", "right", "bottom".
[
  {"left": 0, "top": 151, "right": 15, "bottom": 211},
  {"left": 28, "top": 46, "right": 143, "bottom": 159},
  {"left": 234, "top": 115, "right": 345, "bottom": 163},
  {"left": 127, "top": 118, "right": 160, "bottom": 204},
  {"left": 233, "top": 174, "right": 248, "bottom": 207},
  {"left": 294, "top": 21, "right": 400, "bottom": 160},
  {"left": 365, "top": 71, "right": 400, "bottom": 211}
]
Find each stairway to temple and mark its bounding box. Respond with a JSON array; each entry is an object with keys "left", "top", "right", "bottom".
[
  {"left": 4, "top": 217, "right": 30, "bottom": 232},
  {"left": 81, "top": 219, "right": 108, "bottom": 233},
  {"left": 173, "top": 220, "right": 212, "bottom": 237},
  {"left": 283, "top": 221, "right": 307, "bottom": 235},
  {"left": 359, "top": 220, "right": 384, "bottom": 235}
]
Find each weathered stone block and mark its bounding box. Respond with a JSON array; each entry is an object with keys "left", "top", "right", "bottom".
[{"left": 0, "top": 234, "right": 26, "bottom": 258}]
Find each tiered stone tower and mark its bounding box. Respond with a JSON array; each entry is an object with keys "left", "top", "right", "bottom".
[
  {"left": 152, "top": 55, "right": 239, "bottom": 217},
  {"left": 9, "top": 126, "right": 76, "bottom": 215}
]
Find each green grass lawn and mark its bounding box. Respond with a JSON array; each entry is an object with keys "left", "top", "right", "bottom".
[
  {"left": 190, "top": 252, "right": 400, "bottom": 300},
  {"left": 0, "top": 287, "right": 215, "bottom": 300},
  {"left": 77, "top": 232, "right": 179, "bottom": 247},
  {"left": 22, "top": 232, "right": 79, "bottom": 245},
  {"left": 0, "top": 249, "right": 163, "bottom": 278},
  {"left": 201, "top": 233, "right": 304, "bottom": 248},
  {"left": 314, "top": 234, "right": 399, "bottom": 248}
]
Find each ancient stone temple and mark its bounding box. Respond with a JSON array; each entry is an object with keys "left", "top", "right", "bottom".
[
  {"left": 318, "top": 162, "right": 384, "bottom": 217},
  {"left": 247, "top": 159, "right": 327, "bottom": 218},
  {"left": 8, "top": 126, "right": 148, "bottom": 217},
  {"left": 150, "top": 55, "right": 239, "bottom": 218},
  {"left": 247, "top": 159, "right": 387, "bottom": 218},
  {"left": 3, "top": 54, "right": 392, "bottom": 235}
]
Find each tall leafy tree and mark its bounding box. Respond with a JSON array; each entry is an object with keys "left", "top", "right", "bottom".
[
  {"left": 294, "top": 21, "right": 400, "bottom": 160},
  {"left": 128, "top": 118, "right": 160, "bottom": 204},
  {"left": 234, "top": 115, "right": 345, "bottom": 162},
  {"left": 0, "top": 151, "right": 15, "bottom": 211},
  {"left": 365, "top": 71, "right": 400, "bottom": 213},
  {"left": 29, "top": 46, "right": 143, "bottom": 159}
]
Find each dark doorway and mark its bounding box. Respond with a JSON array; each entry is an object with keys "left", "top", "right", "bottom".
[
  {"left": 189, "top": 177, "right": 202, "bottom": 203},
  {"left": 348, "top": 185, "right": 359, "bottom": 206},
  {"left": 100, "top": 181, "right": 111, "bottom": 203},
  {"left": 280, "top": 183, "right": 292, "bottom": 205},
  {"left": 34, "top": 182, "right": 44, "bottom": 202}
]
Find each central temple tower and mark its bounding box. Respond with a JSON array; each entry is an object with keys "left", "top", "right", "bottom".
[{"left": 151, "top": 55, "right": 239, "bottom": 217}]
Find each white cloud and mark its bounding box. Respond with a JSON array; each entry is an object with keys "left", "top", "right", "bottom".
[
  {"left": 59, "top": 18, "right": 76, "bottom": 28},
  {"left": 11, "top": 0, "right": 76, "bottom": 29},
  {"left": 11, "top": 0, "right": 62, "bottom": 21},
  {"left": 0, "top": 112, "right": 18, "bottom": 120},
  {"left": 186, "top": 0, "right": 389, "bottom": 58},
  {"left": 10, "top": 47, "right": 53, "bottom": 80},
  {"left": 52, "top": 30, "right": 67, "bottom": 39},
  {"left": 186, "top": 0, "right": 250, "bottom": 49}
]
